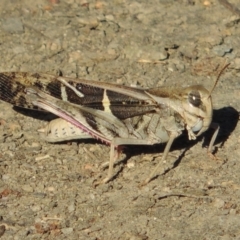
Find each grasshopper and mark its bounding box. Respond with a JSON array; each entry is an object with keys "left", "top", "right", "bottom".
[{"left": 0, "top": 65, "right": 228, "bottom": 184}]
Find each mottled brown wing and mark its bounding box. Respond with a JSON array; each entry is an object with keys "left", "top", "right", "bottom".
[{"left": 0, "top": 72, "right": 164, "bottom": 119}]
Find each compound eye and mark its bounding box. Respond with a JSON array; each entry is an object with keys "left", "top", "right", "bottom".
[{"left": 188, "top": 90, "right": 201, "bottom": 107}]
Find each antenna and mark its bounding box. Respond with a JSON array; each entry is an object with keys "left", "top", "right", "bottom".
[{"left": 208, "top": 62, "right": 230, "bottom": 99}]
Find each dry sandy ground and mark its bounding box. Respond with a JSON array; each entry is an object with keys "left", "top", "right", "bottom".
[{"left": 0, "top": 0, "right": 240, "bottom": 239}]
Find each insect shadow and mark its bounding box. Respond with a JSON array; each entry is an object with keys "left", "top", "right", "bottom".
[
  {"left": 204, "top": 106, "right": 239, "bottom": 149},
  {"left": 13, "top": 106, "right": 58, "bottom": 121}
]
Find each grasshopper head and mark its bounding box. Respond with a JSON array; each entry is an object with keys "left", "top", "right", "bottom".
[
  {"left": 181, "top": 85, "right": 213, "bottom": 138},
  {"left": 181, "top": 63, "right": 229, "bottom": 139}
]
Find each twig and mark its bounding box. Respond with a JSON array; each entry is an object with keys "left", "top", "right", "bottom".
[{"left": 219, "top": 0, "right": 240, "bottom": 16}]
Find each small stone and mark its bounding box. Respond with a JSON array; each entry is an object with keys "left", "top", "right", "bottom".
[
  {"left": 212, "top": 44, "right": 232, "bottom": 57},
  {"left": 157, "top": 50, "right": 169, "bottom": 60},
  {"left": 61, "top": 227, "right": 73, "bottom": 235},
  {"left": 31, "top": 205, "right": 42, "bottom": 212},
  {"left": 179, "top": 44, "right": 198, "bottom": 60},
  {"left": 2, "top": 18, "right": 24, "bottom": 33},
  {"left": 127, "top": 161, "right": 135, "bottom": 168},
  {"left": 213, "top": 198, "right": 225, "bottom": 208},
  {"left": 201, "top": 36, "right": 223, "bottom": 47},
  {"left": 233, "top": 58, "right": 240, "bottom": 70},
  {"left": 105, "top": 14, "right": 115, "bottom": 21},
  {"left": 22, "top": 185, "right": 34, "bottom": 193},
  {"left": 139, "top": 48, "right": 168, "bottom": 62},
  {"left": 13, "top": 46, "right": 26, "bottom": 54},
  {"left": 168, "top": 63, "right": 177, "bottom": 72},
  {"left": 25, "top": 142, "right": 42, "bottom": 151},
  {"left": 47, "top": 186, "right": 55, "bottom": 192},
  {"left": 203, "top": 1, "right": 212, "bottom": 6},
  {"left": 2, "top": 174, "right": 10, "bottom": 181},
  {"left": 77, "top": 16, "right": 99, "bottom": 29},
  {"left": 229, "top": 209, "right": 236, "bottom": 215},
  {"left": 68, "top": 203, "right": 75, "bottom": 213},
  {"left": 68, "top": 51, "right": 84, "bottom": 63}
]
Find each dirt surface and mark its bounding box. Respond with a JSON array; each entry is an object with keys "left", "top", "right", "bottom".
[{"left": 0, "top": 0, "right": 240, "bottom": 239}]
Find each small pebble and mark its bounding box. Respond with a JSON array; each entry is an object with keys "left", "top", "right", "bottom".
[
  {"left": 2, "top": 18, "right": 24, "bottom": 33},
  {"left": 61, "top": 227, "right": 73, "bottom": 235}
]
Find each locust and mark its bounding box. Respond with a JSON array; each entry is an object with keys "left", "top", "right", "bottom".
[{"left": 0, "top": 65, "right": 228, "bottom": 185}]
